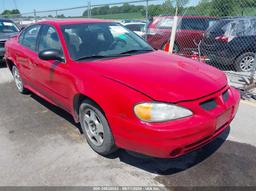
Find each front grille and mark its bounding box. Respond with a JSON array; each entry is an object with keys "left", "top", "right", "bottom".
[
  {"left": 200, "top": 88, "right": 230, "bottom": 111},
  {"left": 200, "top": 99, "right": 217, "bottom": 111}
]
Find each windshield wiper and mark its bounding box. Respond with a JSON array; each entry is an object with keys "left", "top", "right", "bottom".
[
  {"left": 75, "top": 55, "right": 116, "bottom": 61},
  {"left": 75, "top": 49, "right": 153, "bottom": 61},
  {"left": 119, "top": 49, "right": 153, "bottom": 55}
]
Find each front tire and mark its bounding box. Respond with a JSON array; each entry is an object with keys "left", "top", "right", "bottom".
[
  {"left": 79, "top": 100, "right": 117, "bottom": 156},
  {"left": 12, "top": 66, "right": 27, "bottom": 94},
  {"left": 235, "top": 52, "right": 255, "bottom": 72}
]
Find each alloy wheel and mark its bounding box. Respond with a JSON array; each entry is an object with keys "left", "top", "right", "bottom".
[
  {"left": 82, "top": 108, "right": 104, "bottom": 146},
  {"left": 13, "top": 67, "right": 23, "bottom": 92},
  {"left": 239, "top": 55, "right": 255, "bottom": 72}
]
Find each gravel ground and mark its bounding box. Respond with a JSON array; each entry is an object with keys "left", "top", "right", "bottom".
[{"left": 0, "top": 66, "right": 256, "bottom": 188}]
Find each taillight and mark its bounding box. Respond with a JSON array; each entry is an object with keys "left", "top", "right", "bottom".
[
  {"left": 215, "top": 35, "right": 229, "bottom": 43},
  {"left": 163, "top": 42, "right": 170, "bottom": 52}
]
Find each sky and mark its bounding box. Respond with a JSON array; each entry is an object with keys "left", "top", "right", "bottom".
[{"left": 0, "top": 0, "right": 200, "bottom": 16}]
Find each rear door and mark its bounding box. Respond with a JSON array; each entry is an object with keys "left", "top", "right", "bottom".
[
  {"left": 15, "top": 24, "right": 41, "bottom": 86},
  {"left": 201, "top": 19, "right": 231, "bottom": 52}
]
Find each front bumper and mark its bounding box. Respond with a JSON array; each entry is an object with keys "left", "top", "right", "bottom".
[{"left": 109, "top": 86, "right": 240, "bottom": 158}]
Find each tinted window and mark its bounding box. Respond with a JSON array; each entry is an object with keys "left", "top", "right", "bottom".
[
  {"left": 38, "top": 25, "right": 63, "bottom": 55},
  {"left": 21, "top": 25, "right": 41, "bottom": 51},
  {"left": 228, "top": 18, "right": 256, "bottom": 37},
  {"left": 181, "top": 18, "right": 217, "bottom": 31},
  {"left": 125, "top": 24, "right": 145, "bottom": 32},
  {"left": 207, "top": 20, "right": 231, "bottom": 34},
  {"left": 0, "top": 21, "right": 19, "bottom": 33},
  {"left": 61, "top": 22, "right": 152, "bottom": 61},
  {"left": 157, "top": 18, "right": 173, "bottom": 29}
]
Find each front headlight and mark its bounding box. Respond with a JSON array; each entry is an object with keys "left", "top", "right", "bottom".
[{"left": 134, "top": 102, "right": 193, "bottom": 122}]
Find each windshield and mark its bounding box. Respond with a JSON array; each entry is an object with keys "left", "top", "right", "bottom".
[
  {"left": 0, "top": 21, "right": 19, "bottom": 33},
  {"left": 61, "top": 22, "right": 153, "bottom": 61}
]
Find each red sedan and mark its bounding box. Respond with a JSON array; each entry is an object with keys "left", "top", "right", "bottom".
[{"left": 4, "top": 19, "right": 240, "bottom": 158}]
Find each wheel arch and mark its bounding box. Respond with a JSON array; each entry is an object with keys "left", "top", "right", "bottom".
[
  {"left": 5, "top": 58, "right": 16, "bottom": 73},
  {"left": 73, "top": 93, "right": 105, "bottom": 123},
  {"left": 234, "top": 48, "right": 256, "bottom": 61}
]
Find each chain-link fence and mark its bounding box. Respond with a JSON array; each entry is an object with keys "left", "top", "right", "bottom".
[{"left": 1, "top": 0, "right": 256, "bottom": 99}]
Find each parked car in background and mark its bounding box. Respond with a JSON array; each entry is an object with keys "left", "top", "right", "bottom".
[
  {"left": 0, "top": 19, "right": 20, "bottom": 63},
  {"left": 201, "top": 16, "right": 256, "bottom": 72},
  {"left": 146, "top": 15, "right": 218, "bottom": 56},
  {"left": 5, "top": 19, "right": 240, "bottom": 158},
  {"left": 123, "top": 22, "right": 146, "bottom": 37}
]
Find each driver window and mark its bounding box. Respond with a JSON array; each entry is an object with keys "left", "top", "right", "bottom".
[{"left": 38, "top": 26, "right": 63, "bottom": 56}]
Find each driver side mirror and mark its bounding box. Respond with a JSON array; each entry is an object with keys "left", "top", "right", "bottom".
[{"left": 38, "top": 49, "right": 64, "bottom": 62}]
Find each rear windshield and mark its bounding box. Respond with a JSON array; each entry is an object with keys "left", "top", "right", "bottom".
[
  {"left": 0, "top": 21, "right": 19, "bottom": 33},
  {"left": 156, "top": 18, "right": 174, "bottom": 29},
  {"left": 156, "top": 17, "right": 217, "bottom": 30}
]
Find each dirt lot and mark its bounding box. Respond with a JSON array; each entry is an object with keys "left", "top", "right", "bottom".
[{"left": 0, "top": 66, "right": 256, "bottom": 188}]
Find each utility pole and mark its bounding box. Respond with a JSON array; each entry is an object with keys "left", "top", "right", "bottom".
[
  {"left": 87, "top": 1, "right": 91, "bottom": 18},
  {"left": 168, "top": 5, "right": 178, "bottom": 54},
  {"left": 146, "top": 0, "right": 149, "bottom": 21},
  {"left": 34, "top": 9, "right": 37, "bottom": 22},
  {"left": 55, "top": 10, "right": 58, "bottom": 18}
]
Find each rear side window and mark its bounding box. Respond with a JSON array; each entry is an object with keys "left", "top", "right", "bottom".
[
  {"left": 180, "top": 18, "right": 217, "bottom": 31},
  {"left": 19, "top": 25, "right": 41, "bottom": 51},
  {"left": 207, "top": 20, "right": 231, "bottom": 35},
  {"left": 157, "top": 18, "right": 173, "bottom": 29}
]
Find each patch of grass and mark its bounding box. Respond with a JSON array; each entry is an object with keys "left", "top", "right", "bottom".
[{"left": 242, "top": 7, "right": 256, "bottom": 16}]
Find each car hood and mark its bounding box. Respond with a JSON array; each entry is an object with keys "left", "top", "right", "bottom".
[{"left": 84, "top": 51, "right": 227, "bottom": 103}]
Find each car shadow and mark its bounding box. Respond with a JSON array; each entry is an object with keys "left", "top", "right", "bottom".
[
  {"left": 29, "top": 93, "right": 83, "bottom": 134},
  {"left": 29, "top": 90, "right": 229, "bottom": 175}
]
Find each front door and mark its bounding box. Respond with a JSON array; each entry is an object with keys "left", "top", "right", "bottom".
[{"left": 35, "top": 25, "right": 71, "bottom": 111}]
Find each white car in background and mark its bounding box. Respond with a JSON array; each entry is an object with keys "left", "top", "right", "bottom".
[{"left": 123, "top": 22, "right": 146, "bottom": 37}]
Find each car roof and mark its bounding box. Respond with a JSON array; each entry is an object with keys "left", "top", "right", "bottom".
[
  {"left": 155, "top": 15, "right": 217, "bottom": 19},
  {"left": 221, "top": 16, "right": 256, "bottom": 20},
  {"left": 0, "top": 18, "right": 15, "bottom": 22},
  {"left": 124, "top": 22, "right": 145, "bottom": 25},
  {"left": 37, "top": 18, "right": 114, "bottom": 25}
]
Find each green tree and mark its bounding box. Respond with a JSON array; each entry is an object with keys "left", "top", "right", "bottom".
[
  {"left": 1, "top": 9, "right": 21, "bottom": 17},
  {"left": 210, "top": 0, "right": 236, "bottom": 16},
  {"left": 56, "top": 14, "right": 65, "bottom": 18}
]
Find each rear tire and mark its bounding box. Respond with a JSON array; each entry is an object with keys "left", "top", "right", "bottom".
[
  {"left": 234, "top": 52, "right": 255, "bottom": 72},
  {"left": 12, "top": 65, "right": 27, "bottom": 94},
  {"left": 79, "top": 100, "right": 117, "bottom": 156}
]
